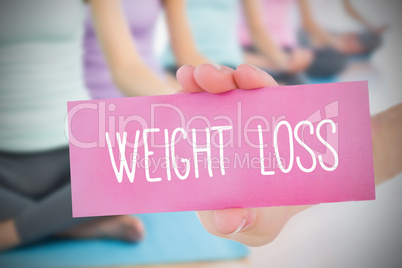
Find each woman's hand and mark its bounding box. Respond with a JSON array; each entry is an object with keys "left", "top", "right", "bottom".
[
  {"left": 176, "top": 63, "right": 310, "bottom": 246},
  {"left": 176, "top": 63, "right": 277, "bottom": 93},
  {"left": 331, "top": 33, "right": 365, "bottom": 54},
  {"left": 285, "top": 48, "right": 314, "bottom": 73}
]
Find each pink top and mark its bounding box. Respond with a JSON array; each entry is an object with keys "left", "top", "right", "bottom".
[{"left": 238, "top": 0, "right": 298, "bottom": 48}]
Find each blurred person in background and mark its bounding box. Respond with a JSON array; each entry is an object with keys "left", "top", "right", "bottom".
[
  {"left": 303, "top": 0, "right": 386, "bottom": 56},
  {"left": 0, "top": 0, "right": 181, "bottom": 252},
  {"left": 162, "top": 0, "right": 312, "bottom": 85},
  {"left": 239, "top": 0, "right": 386, "bottom": 82},
  {"left": 84, "top": 0, "right": 209, "bottom": 99},
  {"left": 239, "top": 0, "right": 345, "bottom": 82},
  {"left": 0, "top": 0, "right": 302, "bottom": 252}
]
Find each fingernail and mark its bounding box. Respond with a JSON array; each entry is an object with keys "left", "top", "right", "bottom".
[
  {"left": 230, "top": 218, "right": 247, "bottom": 235},
  {"left": 211, "top": 63, "right": 222, "bottom": 71},
  {"left": 248, "top": 64, "right": 262, "bottom": 72}
]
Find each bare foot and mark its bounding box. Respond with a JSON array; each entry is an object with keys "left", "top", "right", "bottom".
[
  {"left": 56, "top": 215, "right": 144, "bottom": 242},
  {"left": 0, "top": 219, "right": 21, "bottom": 252},
  {"left": 371, "top": 103, "right": 402, "bottom": 185}
]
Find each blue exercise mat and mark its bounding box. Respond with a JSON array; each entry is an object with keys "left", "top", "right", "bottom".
[
  {"left": 308, "top": 76, "right": 338, "bottom": 84},
  {"left": 0, "top": 212, "right": 248, "bottom": 268}
]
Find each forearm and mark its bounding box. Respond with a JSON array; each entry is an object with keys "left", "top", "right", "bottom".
[
  {"left": 164, "top": 0, "right": 210, "bottom": 67},
  {"left": 371, "top": 103, "right": 402, "bottom": 185},
  {"left": 299, "top": 0, "right": 335, "bottom": 46},
  {"left": 343, "top": 0, "right": 373, "bottom": 30}
]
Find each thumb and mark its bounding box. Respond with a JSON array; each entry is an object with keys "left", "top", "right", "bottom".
[{"left": 197, "top": 205, "right": 310, "bottom": 247}]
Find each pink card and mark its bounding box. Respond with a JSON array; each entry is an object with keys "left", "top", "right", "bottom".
[{"left": 68, "top": 81, "right": 375, "bottom": 217}]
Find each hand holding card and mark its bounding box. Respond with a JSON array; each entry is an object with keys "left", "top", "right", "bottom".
[
  {"left": 178, "top": 64, "right": 320, "bottom": 247},
  {"left": 179, "top": 64, "right": 370, "bottom": 247},
  {"left": 179, "top": 64, "right": 306, "bottom": 247}
]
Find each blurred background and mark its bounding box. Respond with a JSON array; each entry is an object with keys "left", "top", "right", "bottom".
[
  {"left": 154, "top": 0, "right": 402, "bottom": 115},
  {"left": 0, "top": 0, "right": 401, "bottom": 267}
]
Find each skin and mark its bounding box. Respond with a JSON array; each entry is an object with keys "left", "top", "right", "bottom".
[
  {"left": 371, "top": 103, "right": 402, "bottom": 185},
  {"left": 0, "top": 220, "right": 19, "bottom": 251}
]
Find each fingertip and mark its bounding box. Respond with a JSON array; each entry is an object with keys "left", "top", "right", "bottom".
[
  {"left": 213, "top": 208, "right": 255, "bottom": 235},
  {"left": 176, "top": 64, "right": 193, "bottom": 78},
  {"left": 234, "top": 64, "right": 278, "bottom": 89},
  {"left": 193, "top": 63, "right": 237, "bottom": 93},
  {"left": 176, "top": 65, "right": 204, "bottom": 93}
]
